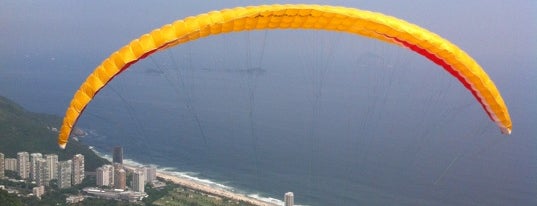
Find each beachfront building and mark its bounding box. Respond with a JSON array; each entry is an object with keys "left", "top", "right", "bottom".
[
  {"left": 115, "top": 169, "right": 126, "bottom": 190},
  {"left": 284, "top": 192, "right": 294, "bottom": 206},
  {"left": 17, "top": 152, "right": 30, "bottom": 179},
  {"left": 113, "top": 163, "right": 124, "bottom": 188},
  {"left": 97, "top": 165, "right": 114, "bottom": 187},
  {"left": 0, "top": 153, "right": 4, "bottom": 178},
  {"left": 45, "top": 154, "right": 58, "bottom": 181},
  {"left": 72, "top": 154, "right": 85, "bottom": 185},
  {"left": 29, "top": 153, "right": 43, "bottom": 181},
  {"left": 107, "top": 165, "right": 114, "bottom": 186},
  {"left": 96, "top": 167, "right": 109, "bottom": 186},
  {"left": 58, "top": 160, "right": 72, "bottom": 189},
  {"left": 132, "top": 169, "right": 145, "bottom": 193},
  {"left": 145, "top": 166, "right": 157, "bottom": 182},
  {"left": 113, "top": 146, "right": 123, "bottom": 164},
  {"left": 4, "top": 158, "right": 17, "bottom": 171}
]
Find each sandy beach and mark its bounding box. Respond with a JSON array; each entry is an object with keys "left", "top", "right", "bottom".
[{"left": 123, "top": 164, "right": 279, "bottom": 206}]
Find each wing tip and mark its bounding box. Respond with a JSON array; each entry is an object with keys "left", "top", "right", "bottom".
[
  {"left": 59, "top": 143, "right": 67, "bottom": 150},
  {"left": 501, "top": 127, "right": 511, "bottom": 135}
]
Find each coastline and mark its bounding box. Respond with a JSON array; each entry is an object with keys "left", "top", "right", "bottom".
[
  {"left": 87, "top": 145, "right": 281, "bottom": 206},
  {"left": 123, "top": 164, "right": 279, "bottom": 206}
]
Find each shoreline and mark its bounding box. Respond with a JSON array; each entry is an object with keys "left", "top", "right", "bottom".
[
  {"left": 87, "top": 144, "right": 280, "bottom": 206},
  {"left": 122, "top": 164, "right": 280, "bottom": 206}
]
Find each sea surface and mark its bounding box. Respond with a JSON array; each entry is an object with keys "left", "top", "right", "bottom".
[{"left": 1, "top": 33, "right": 536, "bottom": 205}]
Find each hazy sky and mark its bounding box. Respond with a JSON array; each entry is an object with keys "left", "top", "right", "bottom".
[
  {"left": 1, "top": 1, "right": 535, "bottom": 60},
  {"left": 1, "top": 2, "right": 536, "bottom": 205},
  {"left": 0, "top": 0, "right": 535, "bottom": 114}
]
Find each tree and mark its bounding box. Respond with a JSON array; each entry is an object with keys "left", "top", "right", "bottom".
[{"left": 0, "top": 189, "right": 23, "bottom": 206}]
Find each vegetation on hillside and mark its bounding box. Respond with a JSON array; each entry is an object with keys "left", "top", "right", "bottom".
[{"left": 0, "top": 95, "right": 109, "bottom": 171}]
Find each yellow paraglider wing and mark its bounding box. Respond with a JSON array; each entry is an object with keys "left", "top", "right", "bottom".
[{"left": 58, "top": 4, "right": 512, "bottom": 149}]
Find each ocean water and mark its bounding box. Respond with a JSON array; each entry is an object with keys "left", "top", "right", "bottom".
[{"left": 1, "top": 32, "right": 536, "bottom": 205}]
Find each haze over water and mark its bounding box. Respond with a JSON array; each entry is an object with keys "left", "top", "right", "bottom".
[{"left": 1, "top": 1, "right": 536, "bottom": 205}]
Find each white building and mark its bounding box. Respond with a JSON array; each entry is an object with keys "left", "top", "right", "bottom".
[
  {"left": 45, "top": 154, "right": 58, "bottom": 181},
  {"left": 72, "top": 154, "right": 85, "bottom": 185},
  {"left": 66, "top": 195, "right": 85, "bottom": 204},
  {"left": 96, "top": 167, "right": 108, "bottom": 186},
  {"left": 97, "top": 165, "right": 114, "bottom": 187},
  {"left": 32, "top": 185, "right": 45, "bottom": 199},
  {"left": 284, "top": 192, "right": 294, "bottom": 206},
  {"left": 132, "top": 169, "right": 145, "bottom": 193},
  {"left": 4, "top": 158, "right": 17, "bottom": 171},
  {"left": 17, "top": 152, "right": 30, "bottom": 179},
  {"left": 58, "top": 160, "right": 72, "bottom": 189},
  {"left": 0, "top": 153, "right": 4, "bottom": 178},
  {"left": 107, "top": 165, "right": 114, "bottom": 187},
  {"left": 29, "top": 153, "right": 43, "bottom": 181},
  {"left": 145, "top": 166, "right": 157, "bottom": 182},
  {"left": 35, "top": 158, "right": 47, "bottom": 186}
]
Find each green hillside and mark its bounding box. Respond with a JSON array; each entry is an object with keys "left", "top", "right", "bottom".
[{"left": 0, "top": 96, "right": 108, "bottom": 171}]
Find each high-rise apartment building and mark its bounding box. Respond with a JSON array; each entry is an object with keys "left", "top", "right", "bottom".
[
  {"left": 35, "top": 158, "right": 47, "bottom": 186},
  {"left": 4, "top": 158, "right": 17, "bottom": 171},
  {"left": 107, "top": 165, "right": 114, "bottom": 186},
  {"left": 113, "top": 146, "right": 123, "bottom": 164},
  {"left": 132, "top": 169, "right": 145, "bottom": 193},
  {"left": 96, "top": 167, "right": 108, "bottom": 186},
  {"left": 145, "top": 166, "right": 157, "bottom": 182},
  {"left": 58, "top": 160, "right": 72, "bottom": 189},
  {"left": 45, "top": 154, "right": 58, "bottom": 181},
  {"left": 115, "top": 169, "right": 126, "bottom": 190},
  {"left": 72, "top": 154, "right": 85, "bottom": 185},
  {"left": 30, "top": 153, "right": 43, "bottom": 181},
  {"left": 0, "top": 153, "right": 4, "bottom": 178},
  {"left": 17, "top": 152, "right": 30, "bottom": 179},
  {"left": 284, "top": 192, "right": 294, "bottom": 206},
  {"left": 96, "top": 165, "right": 114, "bottom": 187}
]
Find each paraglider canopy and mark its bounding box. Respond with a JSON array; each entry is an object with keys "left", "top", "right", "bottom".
[{"left": 58, "top": 4, "right": 511, "bottom": 149}]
